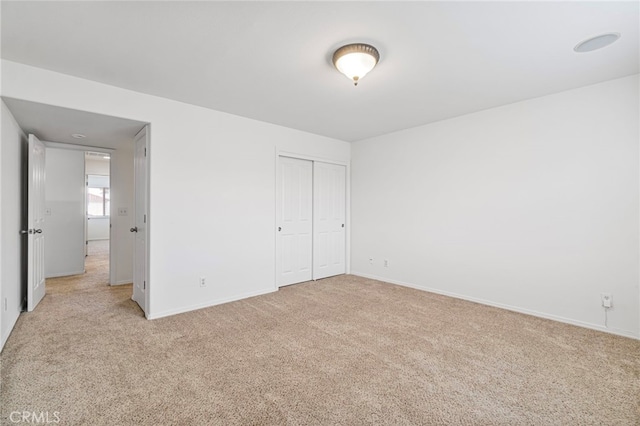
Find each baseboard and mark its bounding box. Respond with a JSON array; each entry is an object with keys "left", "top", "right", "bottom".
[
  {"left": 111, "top": 280, "right": 132, "bottom": 286},
  {"left": 1, "top": 311, "right": 20, "bottom": 353},
  {"left": 147, "top": 287, "right": 278, "bottom": 320},
  {"left": 351, "top": 272, "right": 639, "bottom": 340},
  {"left": 46, "top": 270, "right": 85, "bottom": 279}
]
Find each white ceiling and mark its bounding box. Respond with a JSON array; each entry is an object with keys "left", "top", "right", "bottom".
[
  {"left": 2, "top": 1, "right": 638, "bottom": 142},
  {"left": 3, "top": 97, "right": 146, "bottom": 150}
]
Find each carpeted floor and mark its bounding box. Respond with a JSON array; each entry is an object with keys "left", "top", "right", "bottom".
[
  {"left": 1, "top": 244, "right": 639, "bottom": 425},
  {"left": 87, "top": 239, "right": 109, "bottom": 257}
]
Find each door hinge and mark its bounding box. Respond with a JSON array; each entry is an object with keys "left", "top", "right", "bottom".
[
  {"left": 144, "top": 214, "right": 146, "bottom": 223},
  {"left": 143, "top": 281, "right": 146, "bottom": 290},
  {"left": 144, "top": 147, "right": 147, "bottom": 157}
]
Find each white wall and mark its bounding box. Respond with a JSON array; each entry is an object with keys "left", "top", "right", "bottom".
[
  {"left": 86, "top": 158, "right": 109, "bottom": 175},
  {"left": 88, "top": 218, "right": 109, "bottom": 240},
  {"left": 44, "top": 147, "right": 85, "bottom": 277},
  {"left": 1, "top": 100, "right": 26, "bottom": 351},
  {"left": 352, "top": 75, "right": 640, "bottom": 338},
  {"left": 1, "top": 60, "right": 351, "bottom": 319}
]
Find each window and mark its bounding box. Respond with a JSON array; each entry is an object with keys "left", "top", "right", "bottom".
[
  {"left": 87, "top": 174, "right": 110, "bottom": 217},
  {"left": 88, "top": 187, "right": 110, "bottom": 216}
]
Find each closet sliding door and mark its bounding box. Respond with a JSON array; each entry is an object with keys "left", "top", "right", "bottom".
[
  {"left": 313, "top": 161, "right": 346, "bottom": 280},
  {"left": 276, "top": 157, "right": 313, "bottom": 287},
  {"left": 276, "top": 157, "right": 347, "bottom": 287}
]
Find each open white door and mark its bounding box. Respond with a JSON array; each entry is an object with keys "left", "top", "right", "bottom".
[
  {"left": 131, "top": 126, "right": 148, "bottom": 314},
  {"left": 26, "top": 134, "right": 46, "bottom": 311},
  {"left": 313, "top": 162, "right": 346, "bottom": 280},
  {"left": 276, "top": 157, "right": 313, "bottom": 287}
]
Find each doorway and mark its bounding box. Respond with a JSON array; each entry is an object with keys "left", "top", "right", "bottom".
[
  {"left": 85, "top": 151, "right": 111, "bottom": 283},
  {"left": 3, "top": 97, "right": 149, "bottom": 316}
]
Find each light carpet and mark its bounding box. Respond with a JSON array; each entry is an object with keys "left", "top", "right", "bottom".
[{"left": 1, "top": 245, "right": 638, "bottom": 425}]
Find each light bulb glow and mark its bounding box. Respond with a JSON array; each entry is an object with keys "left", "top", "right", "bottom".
[{"left": 335, "top": 52, "right": 377, "bottom": 81}]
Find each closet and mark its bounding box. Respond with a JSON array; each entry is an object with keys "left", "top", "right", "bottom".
[{"left": 276, "top": 156, "right": 346, "bottom": 287}]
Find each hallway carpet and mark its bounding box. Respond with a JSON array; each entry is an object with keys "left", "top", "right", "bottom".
[{"left": 1, "top": 255, "right": 638, "bottom": 424}]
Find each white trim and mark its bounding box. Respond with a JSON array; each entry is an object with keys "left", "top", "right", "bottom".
[
  {"left": 0, "top": 312, "right": 19, "bottom": 351},
  {"left": 112, "top": 279, "right": 132, "bottom": 286},
  {"left": 144, "top": 124, "right": 151, "bottom": 318},
  {"left": 147, "top": 287, "right": 277, "bottom": 320},
  {"left": 352, "top": 272, "right": 640, "bottom": 340},
  {"left": 345, "top": 161, "right": 351, "bottom": 276},
  {"left": 278, "top": 150, "right": 349, "bottom": 167},
  {"left": 273, "top": 146, "right": 278, "bottom": 291},
  {"left": 109, "top": 153, "right": 116, "bottom": 286},
  {"left": 43, "top": 141, "right": 115, "bottom": 153}
]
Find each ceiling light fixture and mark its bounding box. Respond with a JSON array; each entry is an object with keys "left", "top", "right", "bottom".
[
  {"left": 332, "top": 43, "right": 380, "bottom": 86},
  {"left": 71, "top": 133, "right": 86, "bottom": 139},
  {"left": 574, "top": 33, "right": 621, "bottom": 53}
]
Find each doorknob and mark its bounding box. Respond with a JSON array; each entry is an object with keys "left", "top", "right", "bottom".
[
  {"left": 278, "top": 227, "right": 281, "bottom": 232},
  {"left": 22, "top": 229, "right": 42, "bottom": 234},
  {"left": 341, "top": 224, "right": 345, "bottom": 228},
  {"left": 130, "top": 227, "right": 138, "bottom": 233}
]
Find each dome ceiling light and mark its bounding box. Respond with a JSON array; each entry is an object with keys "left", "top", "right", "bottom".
[
  {"left": 332, "top": 43, "right": 380, "bottom": 86},
  {"left": 574, "top": 33, "right": 621, "bottom": 53}
]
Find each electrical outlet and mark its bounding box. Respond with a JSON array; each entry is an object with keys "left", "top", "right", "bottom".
[
  {"left": 601, "top": 293, "right": 612, "bottom": 308},
  {"left": 384, "top": 259, "right": 389, "bottom": 268},
  {"left": 118, "top": 207, "right": 128, "bottom": 216},
  {"left": 200, "top": 277, "right": 206, "bottom": 287},
  {"left": 369, "top": 258, "right": 374, "bottom": 265}
]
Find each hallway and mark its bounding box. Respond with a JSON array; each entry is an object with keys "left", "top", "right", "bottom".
[{"left": 47, "top": 240, "right": 115, "bottom": 295}]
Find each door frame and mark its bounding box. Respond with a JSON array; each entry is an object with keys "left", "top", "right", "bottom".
[
  {"left": 40, "top": 141, "right": 114, "bottom": 281},
  {"left": 274, "top": 150, "right": 350, "bottom": 290}
]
